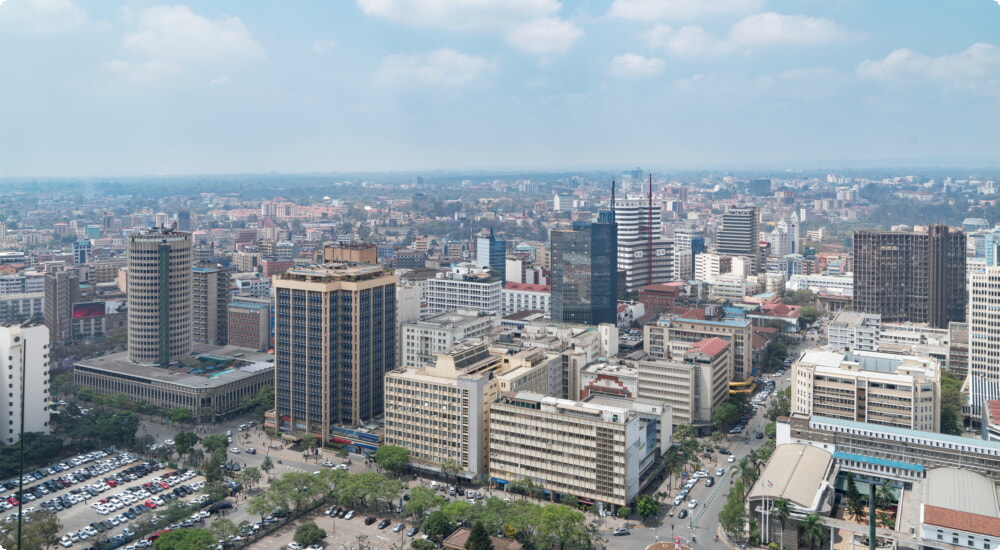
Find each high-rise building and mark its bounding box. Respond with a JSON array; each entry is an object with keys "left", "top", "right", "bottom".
[
  {"left": 73, "top": 240, "right": 92, "bottom": 265},
  {"left": 127, "top": 228, "right": 193, "bottom": 366},
  {"left": 44, "top": 264, "right": 79, "bottom": 345},
  {"left": 614, "top": 197, "right": 674, "bottom": 294},
  {"left": 853, "top": 225, "right": 966, "bottom": 328},
  {"left": 175, "top": 210, "right": 192, "bottom": 232},
  {"left": 551, "top": 190, "right": 617, "bottom": 325},
  {"left": 0, "top": 325, "right": 51, "bottom": 444},
  {"left": 424, "top": 264, "right": 502, "bottom": 316},
  {"left": 716, "top": 206, "right": 760, "bottom": 274},
  {"left": 227, "top": 300, "right": 271, "bottom": 351},
  {"left": 192, "top": 263, "right": 231, "bottom": 346},
  {"left": 967, "top": 266, "right": 1000, "bottom": 414},
  {"left": 476, "top": 228, "right": 507, "bottom": 282},
  {"left": 273, "top": 262, "right": 396, "bottom": 440}
]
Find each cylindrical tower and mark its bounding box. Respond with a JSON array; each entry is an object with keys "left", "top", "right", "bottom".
[{"left": 127, "top": 229, "right": 193, "bottom": 366}]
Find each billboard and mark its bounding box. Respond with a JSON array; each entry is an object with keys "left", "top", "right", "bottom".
[{"left": 72, "top": 302, "right": 105, "bottom": 319}]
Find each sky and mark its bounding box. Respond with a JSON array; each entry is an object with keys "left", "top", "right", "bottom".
[{"left": 1, "top": 0, "right": 999, "bottom": 177}]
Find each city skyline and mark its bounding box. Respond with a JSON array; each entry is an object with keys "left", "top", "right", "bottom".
[{"left": 2, "top": 0, "right": 999, "bottom": 178}]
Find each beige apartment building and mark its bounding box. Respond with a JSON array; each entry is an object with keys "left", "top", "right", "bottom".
[
  {"left": 792, "top": 348, "right": 940, "bottom": 432},
  {"left": 645, "top": 308, "right": 753, "bottom": 380},
  {"left": 637, "top": 337, "right": 731, "bottom": 426},
  {"left": 383, "top": 341, "right": 551, "bottom": 481},
  {"left": 488, "top": 392, "right": 670, "bottom": 513}
]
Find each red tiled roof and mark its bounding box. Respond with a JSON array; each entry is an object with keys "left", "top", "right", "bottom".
[
  {"left": 760, "top": 302, "right": 800, "bottom": 319},
  {"left": 678, "top": 308, "right": 707, "bottom": 320},
  {"left": 924, "top": 505, "right": 1000, "bottom": 537},
  {"left": 687, "top": 337, "right": 729, "bottom": 357},
  {"left": 504, "top": 282, "right": 550, "bottom": 292},
  {"left": 751, "top": 333, "right": 768, "bottom": 350},
  {"left": 986, "top": 400, "right": 1000, "bottom": 427}
]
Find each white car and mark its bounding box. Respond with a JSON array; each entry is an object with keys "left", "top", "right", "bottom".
[
  {"left": 288, "top": 543, "right": 304, "bottom": 550},
  {"left": 229, "top": 447, "right": 241, "bottom": 454},
  {"left": 689, "top": 499, "right": 698, "bottom": 509},
  {"left": 728, "top": 455, "right": 736, "bottom": 463}
]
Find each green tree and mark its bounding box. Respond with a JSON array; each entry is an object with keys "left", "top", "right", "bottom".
[
  {"left": 153, "top": 528, "right": 216, "bottom": 550},
  {"left": 294, "top": 521, "right": 327, "bottom": 546},
  {"left": 168, "top": 407, "right": 193, "bottom": 426},
  {"left": 247, "top": 495, "right": 272, "bottom": 522},
  {"left": 374, "top": 444, "right": 410, "bottom": 476},
  {"left": 561, "top": 494, "right": 579, "bottom": 508},
  {"left": 261, "top": 455, "right": 274, "bottom": 478},
  {"left": 783, "top": 289, "right": 816, "bottom": 306},
  {"left": 876, "top": 480, "right": 895, "bottom": 509},
  {"left": 617, "top": 506, "right": 631, "bottom": 519},
  {"left": 422, "top": 510, "right": 453, "bottom": 540},
  {"left": 535, "top": 505, "right": 592, "bottom": 550},
  {"left": 412, "top": 540, "right": 436, "bottom": 550},
  {"left": 441, "top": 459, "right": 460, "bottom": 483},
  {"left": 772, "top": 498, "right": 792, "bottom": 546},
  {"left": 767, "top": 387, "right": 792, "bottom": 421},
  {"left": 940, "top": 371, "right": 965, "bottom": 435},
  {"left": 845, "top": 472, "right": 863, "bottom": 519},
  {"left": 238, "top": 466, "right": 262, "bottom": 491},
  {"left": 405, "top": 486, "right": 446, "bottom": 520},
  {"left": 465, "top": 520, "right": 495, "bottom": 550},
  {"left": 210, "top": 518, "right": 238, "bottom": 541},
  {"left": 201, "top": 434, "right": 229, "bottom": 454},
  {"left": 0, "top": 509, "right": 61, "bottom": 549},
  {"left": 798, "top": 306, "right": 820, "bottom": 328},
  {"left": 876, "top": 511, "right": 894, "bottom": 530},
  {"left": 173, "top": 431, "right": 199, "bottom": 459},
  {"left": 301, "top": 433, "right": 318, "bottom": 456},
  {"left": 720, "top": 480, "right": 747, "bottom": 542},
  {"left": 713, "top": 401, "right": 742, "bottom": 431},
  {"left": 674, "top": 424, "right": 697, "bottom": 441},
  {"left": 636, "top": 494, "right": 658, "bottom": 522},
  {"left": 799, "top": 513, "right": 826, "bottom": 550}
]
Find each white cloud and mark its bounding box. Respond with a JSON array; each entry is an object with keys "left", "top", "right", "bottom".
[
  {"left": 0, "top": 0, "right": 88, "bottom": 33},
  {"left": 377, "top": 48, "right": 491, "bottom": 86},
  {"left": 610, "top": 53, "right": 665, "bottom": 77},
  {"left": 312, "top": 40, "right": 337, "bottom": 54},
  {"left": 506, "top": 18, "right": 582, "bottom": 55},
  {"left": 645, "top": 12, "right": 847, "bottom": 57},
  {"left": 609, "top": 0, "right": 763, "bottom": 21},
  {"left": 105, "top": 5, "right": 263, "bottom": 82},
  {"left": 857, "top": 43, "right": 1000, "bottom": 81},
  {"left": 729, "top": 12, "right": 847, "bottom": 46},
  {"left": 209, "top": 75, "right": 230, "bottom": 86},
  {"left": 356, "top": 0, "right": 560, "bottom": 30}
]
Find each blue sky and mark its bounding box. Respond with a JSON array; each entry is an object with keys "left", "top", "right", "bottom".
[{"left": 1, "top": 0, "right": 999, "bottom": 177}]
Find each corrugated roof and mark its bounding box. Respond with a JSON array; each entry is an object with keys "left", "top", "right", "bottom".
[
  {"left": 924, "top": 505, "right": 1000, "bottom": 537},
  {"left": 924, "top": 468, "right": 999, "bottom": 516},
  {"left": 812, "top": 416, "right": 1000, "bottom": 452}
]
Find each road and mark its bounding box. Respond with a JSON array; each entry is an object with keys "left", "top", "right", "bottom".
[{"left": 606, "top": 339, "right": 800, "bottom": 550}]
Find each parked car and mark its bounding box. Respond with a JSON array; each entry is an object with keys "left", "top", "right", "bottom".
[
  {"left": 378, "top": 519, "right": 391, "bottom": 529},
  {"left": 613, "top": 527, "right": 630, "bottom": 536},
  {"left": 364, "top": 516, "right": 377, "bottom": 526}
]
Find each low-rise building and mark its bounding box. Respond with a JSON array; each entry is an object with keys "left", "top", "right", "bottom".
[
  {"left": 792, "top": 348, "right": 940, "bottom": 432},
  {"left": 425, "top": 264, "right": 502, "bottom": 316},
  {"left": 401, "top": 309, "right": 499, "bottom": 368},
  {"left": 828, "top": 311, "right": 881, "bottom": 351},
  {"left": 227, "top": 301, "right": 271, "bottom": 351},
  {"left": 501, "top": 282, "right": 550, "bottom": 316},
  {"left": 636, "top": 337, "right": 731, "bottom": 426}
]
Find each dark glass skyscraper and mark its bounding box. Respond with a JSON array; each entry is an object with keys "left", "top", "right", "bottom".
[
  {"left": 551, "top": 187, "right": 618, "bottom": 325},
  {"left": 476, "top": 228, "right": 507, "bottom": 282}
]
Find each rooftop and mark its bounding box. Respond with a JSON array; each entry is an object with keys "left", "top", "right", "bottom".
[
  {"left": 74, "top": 344, "right": 273, "bottom": 389},
  {"left": 811, "top": 416, "right": 1000, "bottom": 453},
  {"left": 748, "top": 443, "right": 833, "bottom": 510},
  {"left": 923, "top": 505, "right": 1000, "bottom": 537},
  {"left": 924, "top": 468, "right": 999, "bottom": 516},
  {"left": 687, "top": 337, "right": 729, "bottom": 358}
]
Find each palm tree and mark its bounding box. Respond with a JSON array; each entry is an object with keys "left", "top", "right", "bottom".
[
  {"left": 876, "top": 511, "right": 894, "bottom": 530},
  {"left": 876, "top": 480, "right": 895, "bottom": 510},
  {"left": 772, "top": 498, "right": 792, "bottom": 548},
  {"left": 799, "top": 513, "right": 826, "bottom": 550}
]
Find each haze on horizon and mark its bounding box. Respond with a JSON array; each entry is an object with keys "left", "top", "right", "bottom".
[{"left": 2, "top": 0, "right": 999, "bottom": 178}]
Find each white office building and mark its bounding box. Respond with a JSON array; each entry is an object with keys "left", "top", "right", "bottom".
[{"left": 0, "top": 325, "right": 51, "bottom": 444}]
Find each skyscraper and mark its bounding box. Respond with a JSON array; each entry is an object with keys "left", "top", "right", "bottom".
[
  {"left": 551, "top": 184, "right": 617, "bottom": 325},
  {"left": 44, "top": 263, "right": 79, "bottom": 345},
  {"left": 716, "top": 206, "right": 761, "bottom": 274},
  {"left": 476, "top": 228, "right": 507, "bottom": 282},
  {"left": 127, "top": 228, "right": 193, "bottom": 366},
  {"left": 615, "top": 196, "right": 673, "bottom": 293},
  {"left": 73, "top": 240, "right": 92, "bottom": 265},
  {"left": 968, "top": 266, "right": 1000, "bottom": 415},
  {"left": 175, "top": 210, "right": 192, "bottom": 232},
  {"left": 272, "top": 262, "right": 396, "bottom": 441},
  {"left": 192, "top": 263, "right": 231, "bottom": 346},
  {"left": 853, "top": 224, "right": 965, "bottom": 329}
]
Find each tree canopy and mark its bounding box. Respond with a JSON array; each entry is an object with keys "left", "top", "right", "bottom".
[{"left": 374, "top": 444, "right": 410, "bottom": 475}]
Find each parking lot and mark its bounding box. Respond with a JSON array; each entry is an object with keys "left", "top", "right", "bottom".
[{"left": 0, "top": 447, "right": 213, "bottom": 549}]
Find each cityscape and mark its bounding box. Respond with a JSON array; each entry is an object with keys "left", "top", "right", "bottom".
[{"left": 2, "top": 2, "right": 1000, "bottom": 550}]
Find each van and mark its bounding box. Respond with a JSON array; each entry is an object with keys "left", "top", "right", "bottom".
[
  {"left": 238, "top": 424, "right": 248, "bottom": 431},
  {"left": 429, "top": 481, "right": 438, "bottom": 489}
]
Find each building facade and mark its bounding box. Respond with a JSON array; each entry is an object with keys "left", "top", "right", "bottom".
[
  {"left": 127, "top": 229, "right": 193, "bottom": 366},
  {"left": 401, "top": 310, "right": 499, "bottom": 368},
  {"left": 791, "top": 349, "right": 940, "bottom": 432},
  {"left": 228, "top": 301, "right": 271, "bottom": 351},
  {"left": 614, "top": 197, "right": 674, "bottom": 294},
  {"left": 827, "top": 311, "right": 881, "bottom": 352},
  {"left": 501, "top": 283, "right": 550, "bottom": 316},
  {"left": 716, "top": 206, "right": 761, "bottom": 274},
  {"left": 853, "top": 225, "right": 966, "bottom": 328},
  {"left": 44, "top": 265, "right": 79, "bottom": 345},
  {"left": 550, "top": 220, "right": 617, "bottom": 325},
  {"left": 273, "top": 262, "right": 397, "bottom": 440},
  {"left": 424, "top": 265, "right": 502, "bottom": 316},
  {"left": 192, "top": 264, "right": 231, "bottom": 346},
  {"left": 0, "top": 325, "right": 50, "bottom": 444}
]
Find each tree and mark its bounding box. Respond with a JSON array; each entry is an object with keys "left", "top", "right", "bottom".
[
  {"left": 201, "top": 434, "right": 229, "bottom": 454},
  {"left": 845, "top": 472, "right": 863, "bottom": 521},
  {"left": 465, "top": 520, "right": 495, "bottom": 550},
  {"left": 0, "top": 509, "right": 61, "bottom": 549},
  {"left": 210, "top": 518, "right": 238, "bottom": 541},
  {"left": 168, "top": 407, "right": 193, "bottom": 426},
  {"left": 772, "top": 498, "right": 792, "bottom": 546},
  {"left": 876, "top": 480, "right": 895, "bottom": 509},
  {"left": 720, "top": 480, "right": 747, "bottom": 542},
  {"left": 295, "top": 521, "right": 327, "bottom": 546},
  {"left": 174, "top": 431, "right": 199, "bottom": 459},
  {"left": 422, "top": 510, "right": 453, "bottom": 540},
  {"left": 441, "top": 459, "right": 460, "bottom": 483},
  {"left": 767, "top": 387, "right": 792, "bottom": 421},
  {"left": 617, "top": 506, "right": 631, "bottom": 519},
  {"left": 535, "top": 505, "right": 591, "bottom": 550},
  {"left": 798, "top": 306, "right": 820, "bottom": 328},
  {"left": 238, "top": 466, "right": 262, "bottom": 491},
  {"left": 301, "top": 433, "right": 318, "bottom": 456},
  {"left": 561, "top": 494, "right": 579, "bottom": 509},
  {"left": 799, "top": 513, "right": 826, "bottom": 550},
  {"left": 674, "top": 424, "right": 697, "bottom": 441},
  {"left": 412, "top": 540, "right": 436, "bottom": 550},
  {"left": 261, "top": 455, "right": 274, "bottom": 477},
  {"left": 374, "top": 445, "right": 410, "bottom": 476},
  {"left": 713, "top": 402, "right": 742, "bottom": 431},
  {"left": 636, "top": 494, "right": 658, "bottom": 522},
  {"left": 940, "top": 371, "right": 965, "bottom": 435},
  {"left": 405, "top": 486, "right": 446, "bottom": 520},
  {"left": 876, "top": 511, "right": 894, "bottom": 530},
  {"left": 247, "top": 495, "right": 272, "bottom": 522},
  {"left": 152, "top": 528, "right": 216, "bottom": 550}
]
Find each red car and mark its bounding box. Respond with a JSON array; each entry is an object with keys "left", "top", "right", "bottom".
[
  {"left": 6, "top": 497, "right": 18, "bottom": 506},
  {"left": 144, "top": 500, "right": 157, "bottom": 509},
  {"left": 105, "top": 480, "right": 118, "bottom": 487}
]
